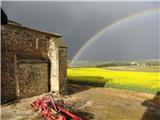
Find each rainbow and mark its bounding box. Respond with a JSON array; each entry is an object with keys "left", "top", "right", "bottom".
[{"left": 70, "top": 8, "right": 159, "bottom": 66}]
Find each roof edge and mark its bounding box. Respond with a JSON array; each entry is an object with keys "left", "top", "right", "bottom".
[{"left": 8, "top": 20, "right": 62, "bottom": 38}]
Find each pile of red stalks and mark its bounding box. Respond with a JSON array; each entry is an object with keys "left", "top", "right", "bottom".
[{"left": 31, "top": 96, "right": 82, "bottom": 120}]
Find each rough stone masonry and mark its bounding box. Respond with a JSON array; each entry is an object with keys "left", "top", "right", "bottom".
[{"left": 1, "top": 21, "right": 68, "bottom": 104}]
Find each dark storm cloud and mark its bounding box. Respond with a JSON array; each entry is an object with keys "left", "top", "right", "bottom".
[
  {"left": 78, "top": 12, "right": 159, "bottom": 61},
  {"left": 2, "top": 1, "right": 159, "bottom": 60}
]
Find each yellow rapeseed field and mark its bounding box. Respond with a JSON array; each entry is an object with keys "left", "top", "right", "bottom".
[{"left": 67, "top": 68, "right": 160, "bottom": 93}]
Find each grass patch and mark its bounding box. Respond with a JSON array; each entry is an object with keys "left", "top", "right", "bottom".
[{"left": 67, "top": 67, "right": 160, "bottom": 94}]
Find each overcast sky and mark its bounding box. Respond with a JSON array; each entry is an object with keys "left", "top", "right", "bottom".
[{"left": 2, "top": 1, "right": 159, "bottom": 61}]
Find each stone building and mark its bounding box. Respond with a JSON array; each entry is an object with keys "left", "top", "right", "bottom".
[{"left": 1, "top": 21, "right": 68, "bottom": 104}]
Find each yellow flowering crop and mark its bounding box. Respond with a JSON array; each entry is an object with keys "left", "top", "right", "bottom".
[{"left": 67, "top": 68, "right": 160, "bottom": 93}]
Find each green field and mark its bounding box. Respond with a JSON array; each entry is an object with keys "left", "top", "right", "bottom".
[{"left": 67, "top": 67, "right": 160, "bottom": 94}]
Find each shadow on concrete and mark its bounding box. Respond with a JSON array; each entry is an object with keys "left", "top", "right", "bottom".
[
  {"left": 73, "top": 110, "right": 94, "bottom": 120},
  {"left": 141, "top": 91, "right": 160, "bottom": 120},
  {"left": 67, "top": 83, "right": 93, "bottom": 95},
  {"left": 1, "top": 99, "right": 20, "bottom": 107}
]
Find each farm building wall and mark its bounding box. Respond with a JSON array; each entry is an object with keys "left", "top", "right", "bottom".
[
  {"left": 17, "top": 62, "right": 49, "bottom": 98},
  {"left": 59, "top": 48, "right": 68, "bottom": 94},
  {"left": 1, "top": 22, "right": 67, "bottom": 104}
]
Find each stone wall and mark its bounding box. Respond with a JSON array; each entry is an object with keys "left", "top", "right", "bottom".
[
  {"left": 59, "top": 48, "right": 68, "bottom": 94},
  {"left": 1, "top": 52, "right": 17, "bottom": 103},
  {"left": 1, "top": 24, "right": 50, "bottom": 103},
  {"left": 1, "top": 24, "right": 49, "bottom": 58},
  {"left": 1, "top": 23, "right": 67, "bottom": 104},
  {"left": 17, "top": 61, "right": 48, "bottom": 98}
]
